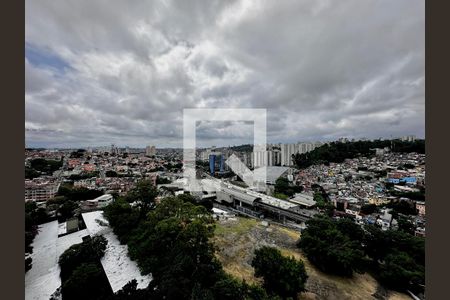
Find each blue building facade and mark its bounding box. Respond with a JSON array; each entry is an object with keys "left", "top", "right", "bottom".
[
  {"left": 387, "top": 177, "right": 417, "bottom": 184},
  {"left": 209, "top": 154, "right": 225, "bottom": 175},
  {"left": 209, "top": 154, "right": 216, "bottom": 175}
]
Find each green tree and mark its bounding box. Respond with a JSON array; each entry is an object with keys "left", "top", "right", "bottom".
[
  {"left": 378, "top": 251, "right": 424, "bottom": 291},
  {"left": 25, "top": 201, "right": 49, "bottom": 256},
  {"left": 113, "top": 279, "right": 151, "bottom": 300},
  {"left": 313, "top": 192, "right": 334, "bottom": 216},
  {"left": 29, "top": 158, "right": 63, "bottom": 174},
  {"left": 397, "top": 216, "right": 416, "bottom": 235},
  {"left": 387, "top": 200, "right": 419, "bottom": 215},
  {"left": 58, "top": 200, "right": 78, "bottom": 220},
  {"left": 274, "top": 177, "right": 302, "bottom": 197},
  {"left": 360, "top": 204, "right": 377, "bottom": 215},
  {"left": 210, "top": 274, "right": 246, "bottom": 300},
  {"left": 124, "top": 179, "right": 158, "bottom": 213},
  {"left": 59, "top": 235, "right": 107, "bottom": 281},
  {"left": 58, "top": 185, "right": 103, "bottom": 201},
  {"left": 293, "top": 140, "right": 425, "bottom": 169},
  {"left": 363, "top": 225, "right": 391, "bottom": 264},
  {"left": 106, "top": 170, "right": 118, "bottom": 177},
  {"left": 25, "top": 166, "right": 40, "bottom": 179},
  {"left": 61, "top": 263, "right": 112, "bottom": 300},
  {"left": 362, "top": 225, "right": 424, "bottom": 291},
  {"left": 156, "top": 176, "right": 171, "bottom": 184},
  {"left": 59, "top": 236, "right": 110, "bottom": 300},
  {"left": 336, "top": 218, "right": 365, "bottom": 242},
  {"left": 298, "top": 216, "right": 364, "bottom": 276},
  {"left": 103, "top": 198, "right": 140, "bottom": 243},
  {"left": 252, "top": 246, "right": 307, "bottom": 299}
]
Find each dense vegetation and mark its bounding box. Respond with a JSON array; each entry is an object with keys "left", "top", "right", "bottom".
[
  {"left": 229, "top": 144, "right": 254, "bottom": 152},
  {"left": 25, "top": 166, "right": 41, "bottom": 179},
  {"left": 68, "top": 171, "right": 100, "bottom": 180},
  {"left": 293, "top": 140, "right": 425, "bottom": 169},
  {"left": 102, "top": 180, "right": 306, "bottom": 299},
  {"left": 313, "top": 192, "right": 334, "bottom": 216},
  {"left": 57, "top": 184, "right": 104, "bottom": 201},
  {"left": 69, "top": 149, "right": 86, "bottom": 158},
  {"left": 105, "top": 170, "right": 134, "bottom": 178},
  {"left": 164, "top": 162, "right": 183, "bottom": 171},
  {"left": 298, "top": 215, "right": 425, "bottom": 293},
  {"left": 155, "top": 176, "right": 171, "bottom": 184},
  {"left": 274, "top": 177, "right": 303, "bottom": 198},
  {"left": 298, "top": 216, "right": 366, "bottom": 277},
  {"left": 388, "top": 190, "right": 425, "bottom": 202},
  {"left": 44, "top": 184, "right": 104, "bottom": 221},
  {"left": 123, "top": 180, "right": 158, "bottom": 214},
  {"left": 360, "top": 203, "right": 378, "bottom": 215},
  {"left": 105, "top": 170, "right": 118, "bottom": 177},
  {"left": 386, "top": 200, "right": 418, "bottom": 216},
  {"left": 58, "top": 235, "right": 112, "bottom": 300},
  {"left": 252, "top": 246, "right": 307, "bottom": 299},
  {"left": 26, "top": 158, "right": 63, "bottom": 178},
  {"left": 25, "top": 201, "right": 51, "bottom": 272}
]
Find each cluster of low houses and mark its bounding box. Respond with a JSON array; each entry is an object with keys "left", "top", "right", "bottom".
[{"left": 290, "top": 152, "right": 426, "bottom": 236}]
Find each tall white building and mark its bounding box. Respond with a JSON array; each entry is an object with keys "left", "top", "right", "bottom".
[
  {"left": 200, "top": 150, "right": 211, "bottom": 161},
  {"left": 401, "top": 135, "right": 416, "bottom": 142},
  {"left": 253, "top": 151, "right": 268, "bottom": 168},
  {"left": 269, "top": 150, "right": 281, "bottom": 166},
  {"left": 253, "top": 150, "right": 281, "bottom": 167},
  {"left": 281, "top": 143, "right": 298, "bottom": 166},
  {"left": 145, "top": 145, "right": 156, "bottom": 156},
  {"left": 280, "top": 142, "right": 322, "bottom": 166}
]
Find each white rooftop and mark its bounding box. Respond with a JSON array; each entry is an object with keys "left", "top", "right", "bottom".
[
  {"left": 94, "top": 194, "right": 113, "bottom": 201},
  {"left": 212, "top": 207, "right": 229, "bottom": 215},
  {"left": 82, "top": 211, "right": 152, "bottom": 292},
  {"left": 259, "top": 195, "right": 298, "bottom": 210},
  {"left": 290, "top": 193, "right": 316, "bottom": 207},
  {"left": 245, "top": 166, "right": 291, "bottom": 183},
  {"left": 25, "top": 221, "right": 60, "bottom": 300},
  {"left": 25, "top": 222, "right": 89, "bottom": 300},
  {"left": 26, "top": 211, "right": 152, "bottom": 299}
]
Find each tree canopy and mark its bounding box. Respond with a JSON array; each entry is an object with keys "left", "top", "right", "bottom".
[
  {"left": 59, "top": 235, "right": 111, "bottom": 300},
  {"left": 252, "top": 246, "right": 307, "bottom": 299},
  {"left": 104, "top": 188, "right": 293, "bottom": 299},
  {"left": 298, "top": 216, "right": 365, "bottom": 277},
  {"left": 124, "top": 179, "right": 158, "bottom": 213},
  {"left": 29, "top": 158, "right": 63, "bottom": 175},
  {"left": 58, "top": 184, "right": 104, "bottom": 201},
  {"left": 293, "top": 140, "right": 425, "bottom": 169},
  {"left": 274, "top": 177, "right": 302, "bottom": 197},
  {"left": 360, "top": 203, "right": 377, "bottom": 215},
  {"left": 298, "top": 215, "right": 424, "bottom": 292}
]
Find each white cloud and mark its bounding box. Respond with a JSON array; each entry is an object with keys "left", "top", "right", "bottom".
[{"left": 25, "top": 0, "right": 424, "bottom": 147}]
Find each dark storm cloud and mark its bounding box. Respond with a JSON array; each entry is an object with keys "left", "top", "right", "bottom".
[{"left": 25, "top": 0, "right": 424, "bottom": 148}]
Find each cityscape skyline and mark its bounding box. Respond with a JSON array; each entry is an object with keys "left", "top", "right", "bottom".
[{"left": 25, "top": 134, "right": 421, "bottom": 150}]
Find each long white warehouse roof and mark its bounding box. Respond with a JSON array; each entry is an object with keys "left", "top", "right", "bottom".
[
  {"left": 81, "top": 211, "right": 152, "bottom": 292},
  {"left": 25, "top": 222, "right": 89, "bottom": 300}
]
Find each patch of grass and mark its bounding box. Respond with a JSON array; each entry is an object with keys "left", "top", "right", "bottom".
[
  {"left": 277, "top": 225, "right": 301, "bottom": 240},
  {"left": 214, "top": 217, "right": 258, "bottom": 236},
  {"left": 273, "top": 193, "right": 289, "bottom": 200}
]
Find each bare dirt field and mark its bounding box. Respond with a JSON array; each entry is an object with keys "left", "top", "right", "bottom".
[{"left": 212, "top": 216, "right": 410, "bottom": 300}]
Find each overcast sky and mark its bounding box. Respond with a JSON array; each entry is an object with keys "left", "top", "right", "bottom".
[{"left": 25, "top": 0, "right": 424, "bottom": 148}]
